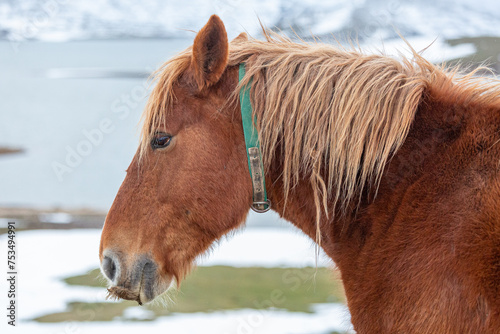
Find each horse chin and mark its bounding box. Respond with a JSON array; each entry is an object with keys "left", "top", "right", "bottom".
[{"left": 106, "top": 275, "right": 172, "bottom": 305}]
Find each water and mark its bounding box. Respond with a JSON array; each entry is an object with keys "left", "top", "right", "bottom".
[{"left": 0, "top": 39, "right": 191, "bottom": 210}]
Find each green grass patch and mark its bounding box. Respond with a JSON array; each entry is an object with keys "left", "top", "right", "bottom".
[
  {"left": 34, "top": 301, "right": 138, "bottom": 322},
  {"left": 35, "top": 266, "right": 345, "bottom": 322}
]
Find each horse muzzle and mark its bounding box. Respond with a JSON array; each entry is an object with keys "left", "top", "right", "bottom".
[{"left": 100, "top": 249, "right": 169, "bottom": 305}]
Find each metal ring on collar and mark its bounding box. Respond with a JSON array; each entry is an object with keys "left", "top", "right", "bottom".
[{"left": 251, "top": 200, "right": 271, "bottom": 213}]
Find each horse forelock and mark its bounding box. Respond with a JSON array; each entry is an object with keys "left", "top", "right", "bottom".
[
  {"left": 139, "top": 30, "right": 500, "bottom": 221},
  {"left": 139, "top": 47, "right": 192, "bottom": 160}
]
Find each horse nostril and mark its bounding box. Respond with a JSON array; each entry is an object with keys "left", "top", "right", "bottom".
[{"left": 102, "top": 256, "right": 117, "bottom": 281}]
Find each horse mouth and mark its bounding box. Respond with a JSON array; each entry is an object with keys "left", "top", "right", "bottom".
[
  {"left": 107, "top": 286, "right": 144, "bottom": 305},
  {"left": 106, "top": 271, "right": 172, "bottom": 305},
  {"left": 107, "top": 263, "right": 147, "bottom": 305},
  {"left": 102, "top": 254, "right": 170, "bottom": 305}
]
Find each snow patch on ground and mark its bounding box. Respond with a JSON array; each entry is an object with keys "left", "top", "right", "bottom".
[
  {"left": 7, "top": 304, "right": 352, "bottom": 334},
  {"left": 120, "top": 306, "right": 156, "bottom": 321}
]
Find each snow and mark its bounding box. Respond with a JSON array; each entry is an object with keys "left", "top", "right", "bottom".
[
  {"left": 5, "top": 305, "right": 353, "bottom": 334},
  {"left": 0, "top": 229, "right": 108, "bottom": 320},
  {"left": 199, "top": 227, "right": 332, "bottom": 268},
  {"left": 0, "top": 0, "right": 499, "bottom": 42},
  {"left": 120, "top": 306, "right": 156, "bottom": 321}
]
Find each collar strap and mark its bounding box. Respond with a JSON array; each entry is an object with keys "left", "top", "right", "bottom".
[{"left": 238, "top": 63, "right": 271, "bottom": 213}]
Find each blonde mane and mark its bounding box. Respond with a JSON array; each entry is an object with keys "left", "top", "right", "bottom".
[{"left": 140, "top": 32, "right": 500, "bottom": 229}]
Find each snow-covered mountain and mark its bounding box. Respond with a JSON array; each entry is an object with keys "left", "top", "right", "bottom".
[{"left": 0, "top": 0, "right": 499, "bottom": 42}]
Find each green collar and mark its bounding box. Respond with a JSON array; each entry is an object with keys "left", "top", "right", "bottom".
[{"left": 238, "top": 63, "right": 271, "bottom": 213}]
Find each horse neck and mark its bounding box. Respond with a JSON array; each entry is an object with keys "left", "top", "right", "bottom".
[{"left": 264, "top": 87, "right": 477, "bottom": 265}]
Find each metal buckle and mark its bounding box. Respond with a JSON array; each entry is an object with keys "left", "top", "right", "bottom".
[{"left": 251, "top": 200, "right": 271, "bottom": 213}]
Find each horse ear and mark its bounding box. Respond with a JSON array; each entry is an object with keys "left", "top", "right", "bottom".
[{"left": 191, "top": 15, "right": 229, "bottom": 90}]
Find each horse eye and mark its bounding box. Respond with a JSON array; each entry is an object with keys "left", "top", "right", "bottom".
[{"left": 151, "top": 133, "right": 172, "bottom": 150}]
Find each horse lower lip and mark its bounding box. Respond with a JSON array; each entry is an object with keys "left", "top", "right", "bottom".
[
  {"left": 107, "top": 286, "right": 142, "bottom": 304},
  {"left": 106, "top": 274, "right": 154, "bottom": 305}
]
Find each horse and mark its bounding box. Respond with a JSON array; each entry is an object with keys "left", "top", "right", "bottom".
[{"left": 99, "top": 15, "right": 500, "bottom": 333}]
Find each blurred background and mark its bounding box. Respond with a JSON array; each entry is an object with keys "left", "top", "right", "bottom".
[{"left": 0, "top": 0, "right": 499, "bottom": 333}]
